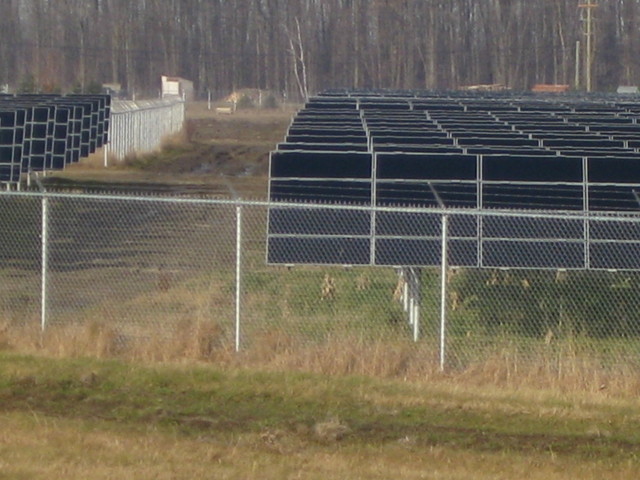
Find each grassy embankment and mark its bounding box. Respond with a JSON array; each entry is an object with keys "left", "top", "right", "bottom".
[{"left": 1, "top": 351, "right": 640, "bottom": 479}]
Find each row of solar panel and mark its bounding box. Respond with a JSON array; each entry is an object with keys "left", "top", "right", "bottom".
[
  {"left": 269, "top": 208, "right": 639, "bottom": 239},
  {"left": 0, "top": 94, "right": 110, "bottom": 183},
  {"left": 283, "top": 136, "right": 640, "bottom": 150},
  {"left": 267, "top": 209, "right": 640, "bottom": 269},
  {"left": 275, "top": 98, "right": 640, "bottom": 208},
  {"left": 306, "top": 93, "right": 640, "bottom": 113},
  {"left": 274, "top": 151, "right": 640, "bottom": 181},
  {"left": 289, "top": 114, "right": 640, "bottom": 138},
  {"left": 277, "top": 144, "right": 640, "bottom": 159},
  {"left": 270, "top": 181, "right": 640, "bottom": 210},
  {"left": 270, "top": 151, "right": 640, "bottom": 210},
  {"left": 268, "top": 235, "right": 640, "bottom": 269},
  {"left": 296, "top": 110, "right": 640, "bottom": 124}
]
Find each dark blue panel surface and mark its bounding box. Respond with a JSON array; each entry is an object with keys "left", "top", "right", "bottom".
[
  {"left": 278, "top": 143, "right": 369, "bottom": 152},
  {"left": 377, "top": 153, "right": 476, "bottom": 180},
  {"left": 271, "top": 151, "right": 372, "bottom": 179},
  {"left": 588, "top": 185, "right": 640, "bottom": 211},
  {"left": 270, "top": 179, "right": 371, "bottom": 203},
  {"left": 269, "top": 207, "right": 371, "bottom": 236},
  {"left": 375, "top": 211, "right": 441, "bottom": 236},
  {"left": 483, "top": 216, "right": 584, "bottom": 239},
  {"left": 483, "top": 155, "right": 582, "bottom": 182},
  {"left": 483, "top": 184, "right": 583, "bottom": 210},
  {"left": 590, "top": 243, "right": 640, "bottom": 270},
  {"left": 375, "top": 238, "right": 477, "bottom": 266},
  {"left": 483, "top": 241, "right": 585, "bottom": 268},
  {"left": 267, "top": 237, "right": 370, "bottom": 265},
  {"left": 376, "top": 181, "right": 477, "bottom": 207},
  {"left": 371, "top": 135, "right": 454, "bottom": 146},
  {"left": 457, "top": 137, "right": 540, "bottom": 147},
  {"left": 375, "top": 238, "right": 441, "bottom": 265},
  {"left": 588, "top": 157, "right": 640, "bottom": 184},
  {"left": 285, "top": 134, "right": 368, "bottom": 144},
  {"left": 375, "top": 211, "right": 477, "bottom": 238},
  {"left": 590, "top": 219, "right": 640, "bottom": 240}
]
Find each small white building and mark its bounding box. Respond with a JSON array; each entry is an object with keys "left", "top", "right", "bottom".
[
  {"left": 161, "top": 76, "right": 194, "bottom": 101},
  {"left": 617, "top": 86, "right": 639, "bottom": 95}
]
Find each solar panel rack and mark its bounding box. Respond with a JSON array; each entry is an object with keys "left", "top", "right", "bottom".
[
  {"left": 0, "top": 94, "right": 111, "bottom": 187},
  {"left": 268, "top": 91, "right": 640, "bottom": 271}
]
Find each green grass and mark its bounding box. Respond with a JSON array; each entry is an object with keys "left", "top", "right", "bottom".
[
  {"left": 3, "top": 352, "right": 640, "bottom": 479},
  {"left": 2, "top": 351, "right": 640, "bottom": 459}
]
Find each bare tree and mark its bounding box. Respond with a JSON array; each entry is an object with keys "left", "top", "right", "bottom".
[
  {"left": 284, "top": 16, "right": 309, "bottom": 101},
  {"left": 6, "top": 0, "right": 640, "bottom": 97}
]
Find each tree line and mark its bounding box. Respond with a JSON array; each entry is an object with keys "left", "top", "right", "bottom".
[{"left": 2, "top": 0, "right": 639, "bottom": 100}]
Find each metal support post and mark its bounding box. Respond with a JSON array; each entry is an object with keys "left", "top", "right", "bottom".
[
  {"left": 411, "top": 268, "right": 421, "bottom": 342},
  {"left": 235, "top": 204, "right": 243, "bottom": 352},
  {"left": 440, "top": 215, "right": 449, "bottom": 371},
  {"left": 41, "top": 193, "right": 49, "bottom": 331},
  {"left": 402, "top": 269, "right": 409, "bottom": 312}
]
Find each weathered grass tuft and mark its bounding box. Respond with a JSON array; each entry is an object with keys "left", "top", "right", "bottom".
[
  {"left": 0, "top": 319, "right": 10, "bottom": 350},
  {"left": 313, "top": 417, "right": 350, "bottom": 442}
]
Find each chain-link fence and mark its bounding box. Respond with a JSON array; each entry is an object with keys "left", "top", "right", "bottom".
[
  {"left": 107, "top": 99, "right": 185, "bottom": 162},
  {"left": 2, "top": 190, "right": 640, "bottom": 383}
]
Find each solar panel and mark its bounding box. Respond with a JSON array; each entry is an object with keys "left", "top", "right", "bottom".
[
  {"left": 375, "top": 145, "right": 463, "bottom": 154},
  {"left": 277, "top": 142, "right": 370, "bottom": 152},
  {"left": 268, "top": 91, "right": 640, "bottom": 269},
  {"left": 0, "top": 94, "right": 111, "bottom": 184},
  {"left": 0, "top": 109, "right": 25, "bottom": 182}
]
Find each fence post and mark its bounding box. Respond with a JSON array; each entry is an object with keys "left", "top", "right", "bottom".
[
  {"left": 439, "top": 214, "right": 449, "bottom": 371},
  {"left": 103, "top": 143, "right": 109, "bottom": 168},
  {"left": 411, "top": 268, "right": 420, "bottom": 342},
  {"left": 40, "top": 193, "right": 49, "bottom": 331},
  {"left": 235, "top": 203, "right": 243, "bottom": 352}
]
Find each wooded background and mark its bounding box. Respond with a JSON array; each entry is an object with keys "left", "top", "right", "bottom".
[{"left": 2, "top": 0, "right": 638, "bottom": 99}]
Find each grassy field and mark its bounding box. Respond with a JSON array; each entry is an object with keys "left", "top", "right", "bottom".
[{"left": 1, "top": 351, "right": 640, "bottom": 479}]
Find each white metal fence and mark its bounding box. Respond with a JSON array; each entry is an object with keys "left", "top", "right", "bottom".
[
  {"left": 107, "top": 99, "right": 185, "bottom": 162},
  {"left": 2, "top": 190, "right": 640, "bottom": 378}
]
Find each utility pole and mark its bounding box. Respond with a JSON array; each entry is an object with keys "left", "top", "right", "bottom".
[
  {"left": 579, "top": 1, "right": 598, "bottom": 92},
  {"left": 575, "top": 41, "right": 581, "bottom": 89}
]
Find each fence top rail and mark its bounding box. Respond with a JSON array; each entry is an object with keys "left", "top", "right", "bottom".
[
  {"left": 3, "top": 189, "right": 640, "bottom": 223},
  {"left": 111, "top": 98, "right": 184, "bottom": 114}
]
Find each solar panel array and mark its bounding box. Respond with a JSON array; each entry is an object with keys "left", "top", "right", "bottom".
[
  {"left": 268, "top": 91, "right": 640, "bottom": 269},
  {"left": 0, "top": 94, "right": 111, "bottom": 183}
]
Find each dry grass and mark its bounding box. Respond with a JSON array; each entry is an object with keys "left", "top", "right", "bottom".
[
  {"left": 3, "top": 410, "right": 639, "bottom": 480},
  {"left": 4, "top": 320, "right": 640, "bottom": 399},
  {"left": 457, "top": 345, "right": 640, "bottom": 396}
]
